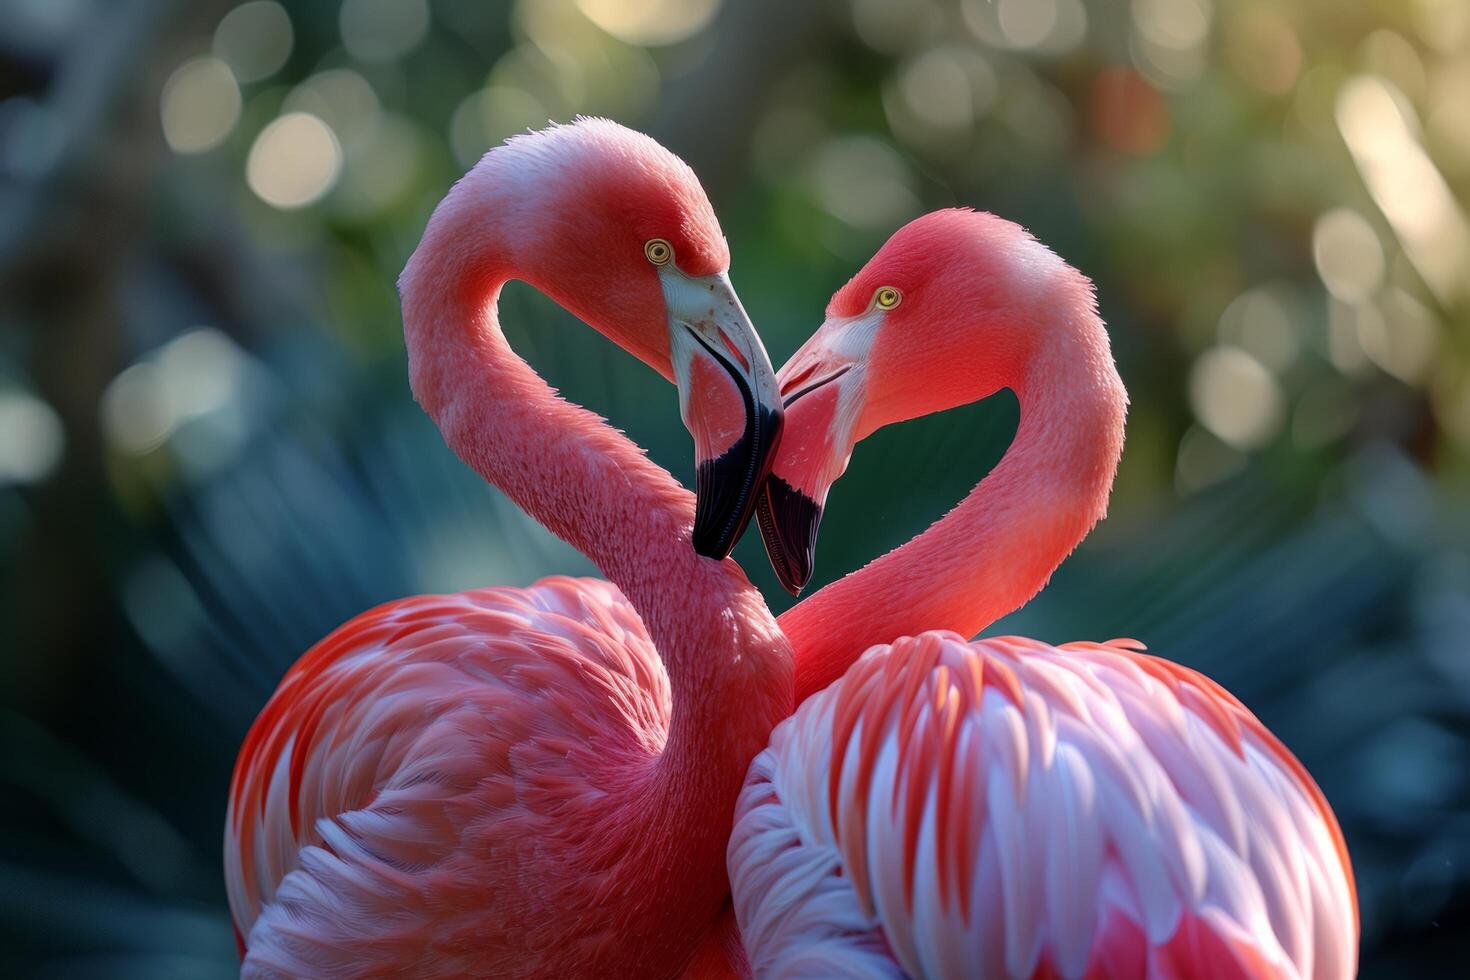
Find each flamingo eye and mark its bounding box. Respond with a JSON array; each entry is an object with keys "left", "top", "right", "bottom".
[
  {"left": 874, "top": 286, "right": 901, "bottom": 310},
  {"left": 644, "top": 239, "right": 673, "bottom": 266}
]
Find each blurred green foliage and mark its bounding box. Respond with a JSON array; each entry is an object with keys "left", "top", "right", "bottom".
[{"left": 1, "top": 0, "right": 1468, "bottom": 975}]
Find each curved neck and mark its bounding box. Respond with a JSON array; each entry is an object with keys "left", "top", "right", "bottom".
[
  {"left": 782, "top": 312, "right": 1126, "bottom": 702},
  {"left": 401, "top": 170, "right": 792, "bottom": 909}
]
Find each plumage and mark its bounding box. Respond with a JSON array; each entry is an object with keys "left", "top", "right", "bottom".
[
  {"left": 729, "top": 633, "right": 1356, "bottom": 979},
  {"left": 227, "top": 580, "right": 669, "bottom": 974}
]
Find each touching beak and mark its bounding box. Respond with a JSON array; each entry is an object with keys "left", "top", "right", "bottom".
[
  {"left": 755, "top": 314, "right": 871, "bottom": 594},
  {"left": 665, "top": 270, "right": 784, "bottom": 560}
]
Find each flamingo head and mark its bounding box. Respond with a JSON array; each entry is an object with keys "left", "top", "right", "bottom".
[
  {"left": 757, "top": 208, "right": 1086, "bottom": 593},
  {"left": 498, "top": 120, "right": 785, "bottom": 559}
]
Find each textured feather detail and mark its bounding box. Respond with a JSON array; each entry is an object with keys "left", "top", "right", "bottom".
[
  {"left": 225, "top": 576, "right": 673, "bottom": 978},
  {"left": 728, "top": 632, "right": 1357, "bottom": 979}
]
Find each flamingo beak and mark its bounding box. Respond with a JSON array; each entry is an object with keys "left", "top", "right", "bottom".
[
  {"left": 665, "top": 270, "right": 784, "bottom": 560},
  {"left": 755, "top": 316, "right": 871, "bottom": 594}
]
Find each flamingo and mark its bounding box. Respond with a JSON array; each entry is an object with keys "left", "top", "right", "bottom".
[
  {"left": 223, "top": 119, "right": 796, "bottom": 978},
  {"left": 729, "top": 210, "right": 1358, "bottom": 977}
]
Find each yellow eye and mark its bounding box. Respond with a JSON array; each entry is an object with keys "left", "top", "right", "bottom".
[
  {"left": 874, "top": 286, "right": 901, "bottom": 310},
  {"left": 644, "top": 238, "right": 673, "bottom": 266}
]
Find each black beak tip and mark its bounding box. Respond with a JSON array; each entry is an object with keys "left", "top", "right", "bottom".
[
  {"left": 692, "top": 520, "right": 736, "bottom": 561},
  {"left": 755, "top": 476, "right": 821, "bottom": 596},
  {"left": 692, "top": 406, "right": 784, "bottom": 561},
  {"left": 774, "top": 558, "right": 810, "bottom": 597}
]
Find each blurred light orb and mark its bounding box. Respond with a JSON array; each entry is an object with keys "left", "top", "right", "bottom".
[
  {"left": 102, "top": 363, "right": 172, "bottom": 455},
  {"left": 450, "top": 86, "right": 546, "bottom": 169},
  {"left": 900, "top": 48, "right": 975, "bottom": 129},
  {"left": 1312, "top": 209, "right": 1384, "bottom": 304},
  {"left": 246, "top": 112, "right": 343, "bottom": 209},
  {"left": 1133, "top": 0, "right": 1211, "bottom": 51},
  {"left": 158, "top": 329, "right": 245, "bottom": 419},
  {"left": 284, "top": 69, "right": 380, "bottom": 153},
  {"left": 1189, "top": 346, "right": 1284, "bottom": 450},
  {"left": 576, "top": 0, "right": 719, "bottom": 46},
  {"left": 0, "top": 389, "right": 64, "bottom": 485},
  {"left": 586, "top": 44, "right": 662, "bottom": 119},
  {"left": 1131, "top": 35, "right": 1206, "bottom": 89},
  {"left": 490, "top": 45, "right": 582, "bottom": 119},
  {"left": 1041, "top": 0, "right": 1088, "bottom": 55},
  {"left": 160, "top": 56, "right": 241, "bottom": 154},
  {"left": 1217, "top": 287, "right": 1300, "bottom": 372},
  {"left": 102, "top": 330, "right": 250, "bottom": 457},
  {"left": 1131, "top": 0, "right": 1211, "bottom": 87},
  {"left": 340, "top": 0, "right": 429, "bottom": 64},
  {"left": 1334, "top": 74, "right": 1405, "bottom": 153},
  {"left": 516, "top": 0, "right": 587, "bottom": 52},
  {"left": 810, "top": 135, "right": 920, "bottom": 229},
  {"left": 1224, "top": 7, "right": 1301, "bottom": 95},
  {"left": 1412, "top": 0, "right": 1470, "bottom": 55},
  {"left": 886, "top": 47, "right": 997, "bottom": 153},
  {"left": 1365, "top": 289, "right": 1440, "bottom": 385},
  {"left": 997, "top": 0, "right": 1058, "bottom": 50},
  {"left": 1337, "top": 74, "right": 1470, "bottom": 306},
  {"left": 213, "top": 1, "right": 293, "bottom": 84},
  {"left": 962, "top": 0, "right": 1086, "bottom": 56},
  {"left": 1361, "top": 30, "right": 1426, "bottom": 106},
  {"left": 514, "top": 0, "right": 662, "bottom": 120}
]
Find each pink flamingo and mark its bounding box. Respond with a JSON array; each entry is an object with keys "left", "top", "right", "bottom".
[
  {"left": 730, "top": 210, "right": 1358, "bottom": 977},
  {"left": 224, "top": 120, "right": 795, "bottom": 978}
]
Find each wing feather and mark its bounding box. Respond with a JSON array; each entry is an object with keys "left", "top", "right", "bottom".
[
  {"left": 729, "top": 632, "right": 1357, "bottom": 979},
  {"left": 224, "top": 576, "right": 668, "bottom": 977}
]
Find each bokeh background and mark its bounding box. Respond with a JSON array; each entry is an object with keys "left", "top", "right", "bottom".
[{"left": 2, "top": 0, "right": 1467, "bottom": 975}]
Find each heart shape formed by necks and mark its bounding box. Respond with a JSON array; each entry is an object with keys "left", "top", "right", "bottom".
[{"left": 756, "top": 208, "right": 1128, "bottom": 696}]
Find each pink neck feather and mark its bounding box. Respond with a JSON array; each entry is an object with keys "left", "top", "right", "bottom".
[
  {"left": 399, "top": 151, "right": 792, "bottom": 880},
  {"left": 782, "top": 292, "right": 1126, "bottom": 702}
]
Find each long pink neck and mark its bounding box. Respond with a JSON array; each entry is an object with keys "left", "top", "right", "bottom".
[
  {"left": 400, "top": 170, "right": 791, "bottom": 944},
  {"left": 781, "top": 311, "right": 1126, "bottom": 702}
]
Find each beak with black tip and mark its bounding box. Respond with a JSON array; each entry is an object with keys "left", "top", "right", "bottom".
[
  {"left": 753, "top": 312, "right": 873, "bottom": 594},
  {"left": 755, "top": 474, "right": 822, "bottom": 595},
  {"left": 664, "top": 269, "right": 784, "bottom": 559}
]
